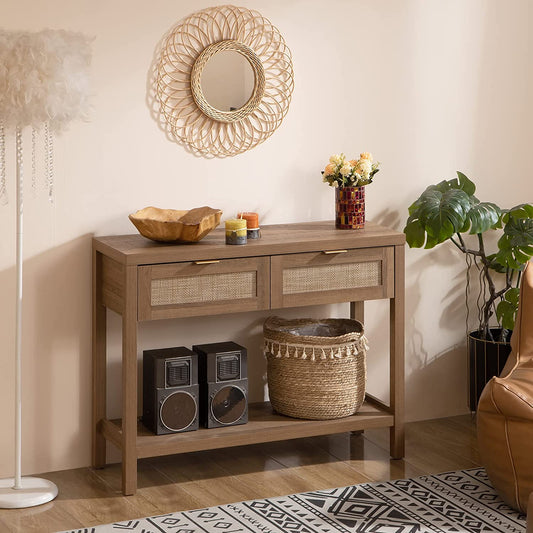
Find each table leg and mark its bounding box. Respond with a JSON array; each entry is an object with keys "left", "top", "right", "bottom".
[
  {"left": 390, "top": 244, "right": 405, "bottom": 458},
  {"left": 122, "top": 265, "right": 138, "bottom": 495},
  {"left": 350, "top": 301, "right": 365, "bottom": 436},
  {"left": 92, "top": 249, "right": 107, "bottom": 468},
  {"left": 350, "top": 301, "right": 364, "bottom": 323}
]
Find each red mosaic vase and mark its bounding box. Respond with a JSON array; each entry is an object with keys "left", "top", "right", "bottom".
[{"left": 335, "top": 186, "right": 365, "bottom": 229}]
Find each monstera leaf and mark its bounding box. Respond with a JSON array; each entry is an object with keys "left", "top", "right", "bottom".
[
  {"left": 404, "top": 172, "right": 500, "bottom": 248},
  {"left": 496, "top": 287, "right": 521, "bottom": 330},
  {"left": 494, "top": 204, "right": 533, "bottom": 269},
  {"left": 450, "top": 171, "right": 476, "bottom": 195},
  {"left": 461, "top": 201, "right": 501, "bottom": 234}
]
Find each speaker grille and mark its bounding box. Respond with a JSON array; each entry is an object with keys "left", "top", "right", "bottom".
[
  {"left": 217, "top": 354, "right": 240, "bottom": 381},
  {"left": 166, "top": 359, "right": 190, "bottom": 387},
  {"left": 211, "top": 385, "right": 246, "bottom": 425},
  {"left": 160, "top": 390, "right": 197, "bottom": 431}
]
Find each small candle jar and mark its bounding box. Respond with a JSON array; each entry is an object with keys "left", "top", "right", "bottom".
[
  {"left": 225, "top": 218, "right": 247, "bottom": 245},
  {"left": 237, "top": 212, "right": 260, "bottom": 239}
]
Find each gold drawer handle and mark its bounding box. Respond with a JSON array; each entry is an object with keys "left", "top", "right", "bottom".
[
  {"left": 323, "top": 249, "right": 348, "bottom": 255},
  {"left": 194, "top": 260, "right": 220, "bottom": 265}
]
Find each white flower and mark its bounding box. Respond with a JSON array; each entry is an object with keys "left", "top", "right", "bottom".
[
  {"left": 357, "top": 159, "right": 372, "bottom": 178},
  {"left": 329, "top": 154, "right": 344, "bottom": 166},
  {"left": 340, "top": 163, "right": 352, "bottom": 177}
]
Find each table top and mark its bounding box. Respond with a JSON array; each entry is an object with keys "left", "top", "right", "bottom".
[{"left": 93, "top": 220, "right": 405, "bottom": 265}]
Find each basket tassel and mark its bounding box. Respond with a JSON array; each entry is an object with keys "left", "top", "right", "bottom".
[
  {"left": 361, "top": 334, "right": 370, "bottom": 351},
  {"left": 263, "top": 335, "right": 369, "bottom": 360}
]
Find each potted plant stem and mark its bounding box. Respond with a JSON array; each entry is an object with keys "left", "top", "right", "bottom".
[{"left": 403, "top": 172, "right": 533, "bottom": 408}]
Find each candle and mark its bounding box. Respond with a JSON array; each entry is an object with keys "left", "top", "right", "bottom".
[
  {"left": 238, "top": 212, "right": 259, "bottom": 228},
  {"left": 225, "top": 218, "right": 247, "bottom": 245},
  {"left": 238, "top": 211, "right": 260, "bottom": 239}
]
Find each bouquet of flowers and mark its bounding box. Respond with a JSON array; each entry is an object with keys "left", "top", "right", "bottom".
[{"left": 322, "top": 152, "right": 380, "bottom": 188}]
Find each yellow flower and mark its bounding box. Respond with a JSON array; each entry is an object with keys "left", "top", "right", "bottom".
[
  {"left": 329, "top": 154, "right": 344, "bottom": 166},
  {"left": 324, "top": 163, "right": 335, "bottom": 176},
  {"left": 321, "top": 152, "right": 379, "bottom": 188}
]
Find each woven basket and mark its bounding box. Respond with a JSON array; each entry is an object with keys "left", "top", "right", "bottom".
[{"left": 263, "top": 316, "right": 368, "bottom": 420}]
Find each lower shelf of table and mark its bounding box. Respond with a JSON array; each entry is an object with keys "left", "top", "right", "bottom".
[{"left": 100, "top": 401, "right": 394, "bottom": 460}]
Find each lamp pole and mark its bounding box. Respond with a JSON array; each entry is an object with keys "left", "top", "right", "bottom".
[
  {"left": 14, "top": 126, "right": 23, "bottom": 490},
  {"left": 0, "top": 128, "right": 58, "bottom": 508}
]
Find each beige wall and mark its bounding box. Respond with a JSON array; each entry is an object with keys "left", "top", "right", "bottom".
[{"left": 0, "top": 0, "right": 531, "bottom": 477}]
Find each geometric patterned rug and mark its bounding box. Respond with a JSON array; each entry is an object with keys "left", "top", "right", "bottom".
[{"left": 58, "top": 468, "right": 526, "bottom": 533}]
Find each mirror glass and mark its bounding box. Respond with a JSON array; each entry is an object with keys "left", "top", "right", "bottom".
[{"left": 201, "top": 51, "right": 255, "bottom": 112}]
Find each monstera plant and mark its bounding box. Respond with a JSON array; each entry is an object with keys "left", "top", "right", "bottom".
[{"left": 404, "top": 172, "right": 533, "bottom": 341}]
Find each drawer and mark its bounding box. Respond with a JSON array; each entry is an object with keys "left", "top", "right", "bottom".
[
  {"left": 271, "top": 247, "right": 394, "bottom": 309},
  {"left": 138, "top": 257, "right": 270, "bottom": 320}
]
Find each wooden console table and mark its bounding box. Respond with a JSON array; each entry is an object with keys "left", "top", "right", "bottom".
[{"left": 92, "top": 220, "right": 405, "bottom": 495}]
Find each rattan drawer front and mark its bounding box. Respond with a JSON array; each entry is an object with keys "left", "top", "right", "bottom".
[
  {"left": 139, "top": 257, "right": 270, "bottom": 320},
  {"left": 151, "top": 271, "right": 256, "bottom": 305},
  {"left": 283, "top": 261, "right": 381, "bottom": 294},
  {"left": 271, "top": 247, "right": 394, "bottom": 308}
]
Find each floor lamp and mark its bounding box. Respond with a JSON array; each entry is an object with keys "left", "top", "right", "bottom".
[{"left": 0, "top": 29, "right": 91, "bottom": 509}]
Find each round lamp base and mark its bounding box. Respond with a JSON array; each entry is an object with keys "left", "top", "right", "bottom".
[{"left": 0, "top": 477, "right": 58, "bottom": 508}]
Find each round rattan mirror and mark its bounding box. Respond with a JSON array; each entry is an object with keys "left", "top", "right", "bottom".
[{"left": 154, "top": 5, "right": 294, "bottom": 157}]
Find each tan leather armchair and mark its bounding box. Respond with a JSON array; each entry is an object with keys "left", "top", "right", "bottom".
[{"left": 477, "top": 262, "right": 533, "bottom": 514}]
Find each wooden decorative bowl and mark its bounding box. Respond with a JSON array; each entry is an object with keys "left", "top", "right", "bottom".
[{"left": 129, "top": 206, "right": 222, "bottom": 243}]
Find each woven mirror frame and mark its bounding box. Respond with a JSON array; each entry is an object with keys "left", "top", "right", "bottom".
[
  {"left": 190, "top": 40, "right": 265, "bottom": 124},
  {"left": 154, "top": 5, "right": 294, "bottom": 157}
]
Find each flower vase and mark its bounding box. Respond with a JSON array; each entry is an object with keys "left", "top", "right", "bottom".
[{"left": 335, "top": 186, "right": 365, "bottom": 229}]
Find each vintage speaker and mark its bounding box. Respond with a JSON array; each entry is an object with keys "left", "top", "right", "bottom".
[
  {"left": 142, "top": 346, "right": 199, "bottom": 435},
  {"left": 193, "top": 341, "right": 248, "bottom": 428}
]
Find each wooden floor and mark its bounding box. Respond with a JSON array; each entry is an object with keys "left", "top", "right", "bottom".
[{"left": 0, "top": 415, "right": 479, "bottom": 533}]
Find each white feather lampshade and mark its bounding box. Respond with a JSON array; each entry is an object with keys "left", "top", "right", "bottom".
[{"left": 0, "top": 29, "right": 91, "bottom": 131}]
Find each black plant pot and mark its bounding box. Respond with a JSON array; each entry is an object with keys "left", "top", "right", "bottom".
[{"left": 468, "top": 328, "right": 512, "bottom": 411}]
